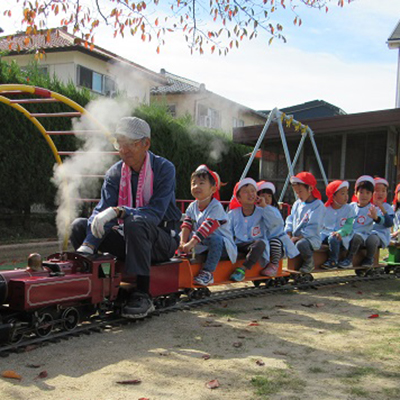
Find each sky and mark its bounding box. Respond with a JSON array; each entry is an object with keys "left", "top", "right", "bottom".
[{"left": 1, "top": 0, "right": 400, "bottom": 114}]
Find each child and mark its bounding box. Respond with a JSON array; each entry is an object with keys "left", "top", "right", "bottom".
[
  {"left": 338, "top": 175, "right": 378, "bottom": 268},
  {"left": 284, "top": 172, "right": 325, "bottom": 273},
  {"left": 391, "top": 183, "right": 400, "bottom": 241},
  {"left": 180, "top": 165, "right": 237, "bottom": 286},
  {"left": 320, "top": 180, "right": 355, "bottom": 270},
  {"left": 228, "top": 178, "right": 269, "bottom": 281},
  {"left": 257, "top": 181, "right": 299, "bottom": 276},
  {"left": 369, "top": 177, "right": 394, "bottom": 253}
]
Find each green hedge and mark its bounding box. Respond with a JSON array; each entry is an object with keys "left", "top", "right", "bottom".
[{"left": 0, "top": 60, "right": 257, "bottom": 219}]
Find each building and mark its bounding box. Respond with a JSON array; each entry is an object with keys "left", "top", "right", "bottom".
[
  {"left": 0, "top": 27, "right": 166, "bottom": 106},
  {"left": 234, "top": 108, "right": 400, "bottom": 202},
  {"left": 151, "top": 69, "right": 268, "bottom": 136},
  {"left": 388, "top": 20, "right": 400, "bottom": 108},
  {"left": 259, "top": 100, "right": 346, "bottom": 120}
]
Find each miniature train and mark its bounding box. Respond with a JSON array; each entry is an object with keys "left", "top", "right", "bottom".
[{"left": 1, "top": 243, "right": 397, "bottom": 346}]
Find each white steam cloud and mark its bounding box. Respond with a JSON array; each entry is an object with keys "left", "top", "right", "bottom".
[{"left": 52, "top": 97, "right": 133, "bottom": 247}]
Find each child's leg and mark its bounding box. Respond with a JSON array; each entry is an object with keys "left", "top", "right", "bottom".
[
  {"left": 269, "top": 238, "right": 283, "bottom": 265},
  {"left": 194, "top": 235, "right": 224, "bottom": 286},
  {"left": 202, "top": 235, "right": 224, "bottom": 272},
  {"left": 363, "top": 234, "right": 380, "bottom": 266},
  {"left": 347, "top": 234, "right": 364, "bottom": 259},
  {"left": 296, "top": 238, "right": 314, "bottom": 273},
  {"left": 231, "top": 240, "right": 266, "bottom": 281},
  {"left": 328, "top": 235, "right": 341, "bottom": 263}
]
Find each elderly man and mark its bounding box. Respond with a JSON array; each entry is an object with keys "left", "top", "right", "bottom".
[{"left": 70, "top": 117, "right": 182, "bottom": 318}]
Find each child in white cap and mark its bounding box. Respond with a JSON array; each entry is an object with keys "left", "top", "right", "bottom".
[
  {"left": 256, "top": 181, "right": 299, "bottom": 276},
  {"left": 180, "top": 165, "right": 237, "bottom": 286},
  {"left": 338, "top": 175, "right": 380, "bottom": 268}
]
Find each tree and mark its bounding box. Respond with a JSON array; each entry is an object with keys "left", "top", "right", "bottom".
[{"left": 3, "top": 0, "right": 352, "bottom": 54}]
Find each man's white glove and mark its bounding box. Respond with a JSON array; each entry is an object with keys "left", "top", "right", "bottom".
[{"left": 91, "top": 207, "right": 118, "bottom": 238}]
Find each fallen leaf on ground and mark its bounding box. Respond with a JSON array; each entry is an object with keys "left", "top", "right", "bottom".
[
  {"left": 138, "top": 398, "right": 149, "bottom": 400},
  {"left": 273, "top": 351, "right": 288, "bottom": 356},
  {"left": 275, "top": 304, "right": 287, "bottom": 308},
  {"left": 248, "top": 322, "right": 260, "bottom": 326},
  {"left": 34, "top": 371, "right": 48, "bottom": 380},
  {"left": 357, "top": 291, "right": 363, "bottom": 294},
  {"left": 116, "top": 379, "right": 142, "bottom": 385},
  {"left": 261, "top": 315, "right": 270, "bottom": 319},
  {"left": 205, "top": 379, "right": 220, "bottom": 389},
  {"left": 253, "top": 307, "right": 263, "bottom": 310},
  {"left": 202, "top": 321, "right": 222, "bottom": 328},
  {"left": 233, "top": 342, "right": 243, "bottom": 348},
  {"left": 301, "top": 303, "right": 315, "bottom": 308},
  {"left": 368, "top": 314, "right": 379, "bottom": 319},
  {"left": 316, "top": 303, "right": 325, "bottom": 308},
  {"left": 202, "top": 354, "right": 211, "bottom": 360},
  {"left": 1, "top": 370, "right": 22, "bottom": 380},
  {"left": 256, "top": 360, "right": 265, "bottom": 366},
  {"left": 26, "top": 364, "right": 42, "bottom": 369},
  {"left": 237, "top": 335, "right": 246, "bottom": 339},
  {"left": 221, "top": 302, "right": 228, "bottom": 308}
]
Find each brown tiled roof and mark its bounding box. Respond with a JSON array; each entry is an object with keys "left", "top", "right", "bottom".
[{"left": 0, "top": 27, "right": 166, "bottom": 83}]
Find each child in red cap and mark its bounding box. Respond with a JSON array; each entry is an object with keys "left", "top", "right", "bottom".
[
  {"left": 320, "top": 180, "right": 355, "bottom": 269},
  {"left": 180, "top": 165, "right": 237, "bottom": 285},
  {"left": 391, "top": 183, "right": 400, "bottom": 241},
  {"left": 284, "top": 172, "right": 325, "bottom": 273}
]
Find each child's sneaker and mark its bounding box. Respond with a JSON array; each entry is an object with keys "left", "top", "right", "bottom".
[
  {"left": 361, "top": 258, "right": 374, "bottom": 268},
  {"left": 261, "top": 263, "right": 279, "bottom": 277},
  {"left": 338, "top": 258, "right": 352, "bottom": 269},
  {"left": 230, "top": 267, "right": 246, "bottom": 282},
  {"left": 194, "top": 270, "right": 214, "bottom": 286},
  {"left": 321, "top": 259, "right": 337, "bottom": 270},
  {"left": 300, "top": 262, "right": 314, "bottom": 274}
]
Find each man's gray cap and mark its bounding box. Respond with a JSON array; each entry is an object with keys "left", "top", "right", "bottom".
[{"left": 114, "top": 117, "right": 151, "bottom": 140}]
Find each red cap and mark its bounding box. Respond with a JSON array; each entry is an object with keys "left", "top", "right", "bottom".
[
  {"left": 290, "top": 172, "right": 321, "bottom": 200},
  {"left": 393, "top": 183, "right": 400, "bottom": 211},
  {"left": 325, "top": 180, "right": 349, "bottom": 207}
]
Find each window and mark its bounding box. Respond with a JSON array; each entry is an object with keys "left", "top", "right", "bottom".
[
  {"left": 167, "top": 104, "right": 176, "bottom": 117},
  {"left": 233, "top": 118, "right": 245, "bottom": 128},
  {"left": 77, "top": 65, "right": 117, "bottom": 96},
  {"left": 197, "top": 103, "right": 220, "bottom": 129}
]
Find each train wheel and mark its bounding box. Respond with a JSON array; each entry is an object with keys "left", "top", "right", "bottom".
[
  {"left": 35, "top": 313, "right": 54, "bottom": 337},
  {"left": 355, "top": 269, "right": 366, "bottom": 277},
  {"left": 8, "top": 318, "right": 24, "bottom": 344},
  {"left": 62, "top": 308, "right": 80, "bottom": 331},
  {"left": 253, "top": 280, "right": 262, "bottom": 287},
  {"left": 384, "top": 266, "right": 392, "bottom": 274},
  {"left": 301, "top": 273, "right": 314, "bottom": 283}
]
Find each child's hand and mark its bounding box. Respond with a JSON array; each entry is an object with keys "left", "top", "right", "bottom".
[
  {"left": 331, "top": 231, "right": 342, "bottom": 241},
  {"left": 391, "top": 231, "right": 399, "bottom": 238},
  {"left": 182, "top": 238, "right": 198, "bottom": 254},
  {"left": 291, "top": 236, "right": 300, "bottom": 244},
  {"left": 368, "top": 205, "right": 378, "bottom": 220},
  {"left": 256, "top": 196, "right": 266, "bottom": 208}
]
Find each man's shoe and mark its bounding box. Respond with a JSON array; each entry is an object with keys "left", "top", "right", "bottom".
[
  {"left": 261, "top": 263, "right": 279, "bottom": 277},
  {"left": 321, "top": 259, "right": 337, "bottom": 270},
  {"left": 338, "top": 258, "right": 352, "bottom": 269},
  {"left": 122, "top": 292, "right": 155, "bottom": 319},
  {"left": 230, "top": 267, "right": 246, "bottom": 282},
  {"left": 300, "top": 262, "right": 314, "bottom": 274},
  {"left": 194, "top": 270, "right": 214, "bottom": 286}
]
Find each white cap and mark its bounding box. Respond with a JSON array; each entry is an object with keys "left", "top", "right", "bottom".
[
  {"left": 355, "top": 175, "right": 375, "bottom": 190},
  {"left": 257, "top": 181, "right": 276, "bottom": 194},
  {"left": 374, "top": 177, "right": 389, "bottom": 187},
  {"left": 114, "top": 117, "right": 151, "bottom": 140},
  {"left": 237, "top": 178, "right": 258, "bottom": 193},
  {"left": 336, "top": 181, "right": 349, "bottom": 192}
]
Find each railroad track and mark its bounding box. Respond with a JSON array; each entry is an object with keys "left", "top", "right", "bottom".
[{"left": 0, "top": 271, "right": 397, "bottom": 357}]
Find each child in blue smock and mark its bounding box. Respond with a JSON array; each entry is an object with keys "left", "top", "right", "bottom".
[
  {"left": 391, "top": 183, "right": 400, "bottom": 241},
  {"left": 370, "top": 177, "right": 394, "bottom": 252},
  {"left": 284, "top": 172, "right": 325, "bottom": 273},
  {"left": 339, "top": 175, "right": 380, "bottom": 268},
  {"left": 257, "top": 181, "right": 299, "bottom": 276},
  {"left": 320, "top": 180, "right": 355, "bottom": 270},
  {"left": 228, "top": 178, "right": 269, "bottom": 282},
  {"left": 180, "top": 165, "right": 237, "bottom": 286}
]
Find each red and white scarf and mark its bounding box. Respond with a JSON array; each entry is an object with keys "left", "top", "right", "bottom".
[{"left": 118, "top": 152, "right": 154, "bottom": 221}]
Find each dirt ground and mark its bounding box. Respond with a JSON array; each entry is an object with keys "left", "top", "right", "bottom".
[{"left": 0, "top": 276, "right": 399, "bottom": 400}]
